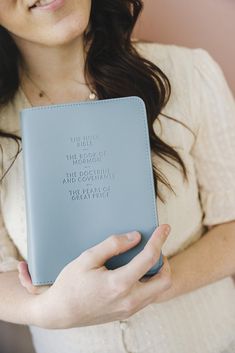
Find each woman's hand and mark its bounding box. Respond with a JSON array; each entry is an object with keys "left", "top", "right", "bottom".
[
  {"left": 17, "top": 261, "right": 49, "bottom": 295},
  {"left": 19, "top": 224, "right": 172, "bottom": 329}
]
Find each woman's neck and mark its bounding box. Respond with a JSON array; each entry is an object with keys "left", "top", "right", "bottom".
[
  {"left": 16, "top": 34, "right": 87, "bottom": 86},
  {"left": 13, "top": 34, "right": 94, "bottom": 105}
]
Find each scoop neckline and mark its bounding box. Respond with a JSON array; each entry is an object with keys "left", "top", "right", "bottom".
[{"left": 17, "top": 85, "right": 99, "bottom": 107}]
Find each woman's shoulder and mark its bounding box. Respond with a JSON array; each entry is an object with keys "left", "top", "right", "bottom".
[
  {"left": 132, "top": 39, "right": 217, "bottom": 80},
  {"left": 132, "top": 39, "right": 192, "bottom": 63},
  {"left": 0, "top": 88, "right": 25, "bottom": 134},
  {"left": 132, "top": 40, "right": 230, "bottom": 131}
]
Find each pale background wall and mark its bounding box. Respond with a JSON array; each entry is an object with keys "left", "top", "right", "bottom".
[
  {"left": 0, "top": 1, "right": 234, "bottom": 352},
  {"left": 134, "top": 0, "right": 235, "bottom": 96}
]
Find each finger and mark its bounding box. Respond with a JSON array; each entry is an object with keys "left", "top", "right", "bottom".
[
  {"left": 18, "top": 261, "right": 47, "bottom": 294},
  {"left": 140, "top": 256, "right": 171, "bottom": 284},
  {"left": 77, "top": 231, "right": 142, "bottom": 270},
  {"left": 126, "top": 256, "right": 172, "bottom": 311},
  {"left": 18, "top": 261, "right": 37, "bottom": 294},
  {"left": 17, "top": 261, "right": 31, "bottom": 288},
  {"left": 112, "top": 224, "right": 170, "bottom": 286},
  {"left": 134, "top": 256, "right": 172, "bottom": 301}
]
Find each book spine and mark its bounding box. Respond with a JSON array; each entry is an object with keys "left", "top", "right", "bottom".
[{"left": 20, "top": 113, "right": 38, "bottom": 284}]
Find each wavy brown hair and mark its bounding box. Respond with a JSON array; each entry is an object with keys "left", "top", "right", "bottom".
[{"left": 0, "top": 0, "right": 191, "bottom": 201}]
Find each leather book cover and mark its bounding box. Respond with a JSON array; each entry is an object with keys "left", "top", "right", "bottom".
[{"left": 20, "top": 96, "right": 163, "bottom": 285}]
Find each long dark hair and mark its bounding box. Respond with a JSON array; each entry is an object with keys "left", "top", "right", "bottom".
[{"left": 0, "top": 0, "right": 191, "bottom": 202}]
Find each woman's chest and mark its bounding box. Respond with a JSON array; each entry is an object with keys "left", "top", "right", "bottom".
[{"left": 1, "top": 137, "right": 205, "bottom": 261}]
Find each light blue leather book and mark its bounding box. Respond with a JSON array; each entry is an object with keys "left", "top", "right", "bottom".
[{"left": 20, "top": 96, "right": 163, "bottom": 285}]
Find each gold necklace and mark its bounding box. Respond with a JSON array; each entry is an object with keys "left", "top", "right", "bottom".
[{"left": 21, "top": 68, "right": 97, "bottom": 105}]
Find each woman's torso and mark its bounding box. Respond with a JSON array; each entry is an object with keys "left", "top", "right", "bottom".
[{"left": 0, "top": 41, "right": 235, "bottom": 353}]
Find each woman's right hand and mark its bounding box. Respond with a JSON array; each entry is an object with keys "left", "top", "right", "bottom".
[{"left": 26, "top": 224, "right": 171, "bottom": 329}]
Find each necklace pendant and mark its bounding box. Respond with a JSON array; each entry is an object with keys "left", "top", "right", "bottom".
[{"left": 89, "top": 92, "right": 96, "bottom": 100}]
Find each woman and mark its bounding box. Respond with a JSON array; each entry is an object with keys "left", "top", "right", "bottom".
[{"left": 0, "top": 0, "right": 235, "bottom": 352}]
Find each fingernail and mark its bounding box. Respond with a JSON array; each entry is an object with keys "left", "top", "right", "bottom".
[
  {"left": 126, "top": 231, "right": 139, "bottom": 241},
  {"left": 164, "top": 225, "right": 171, "bottom": 236}
]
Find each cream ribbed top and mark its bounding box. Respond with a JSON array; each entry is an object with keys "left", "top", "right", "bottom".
[{"left": 0, "top": 42, "right": 235, "bottom": 353}]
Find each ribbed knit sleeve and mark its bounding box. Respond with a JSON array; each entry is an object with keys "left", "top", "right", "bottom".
[
  {"left": 0, "top": 205, "right": 19, "bottom": 272},
  {"left": 191, "top": 48, "right": 235, "bottom": 226}
]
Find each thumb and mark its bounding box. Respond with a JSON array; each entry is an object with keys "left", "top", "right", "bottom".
[{"left": 77, "top": 231, "right": 142, "bottom": 270}]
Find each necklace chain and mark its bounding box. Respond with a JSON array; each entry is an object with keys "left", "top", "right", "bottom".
[{"left": 21, "top": 67, "right": 97, "bottom": 105}]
